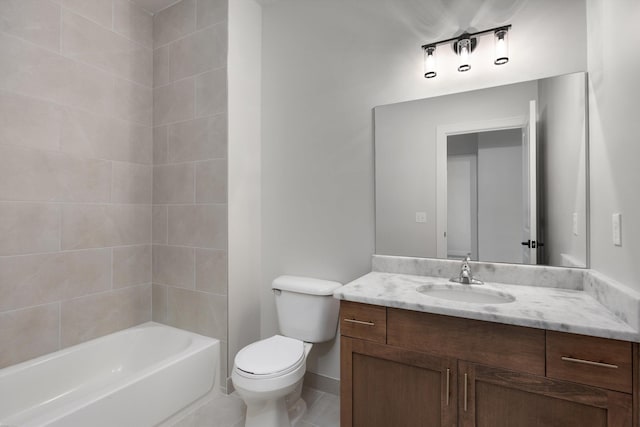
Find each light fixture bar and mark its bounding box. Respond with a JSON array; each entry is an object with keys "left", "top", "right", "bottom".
[{"left": 421, "top": 25, "right": 512, "bottom": 51}]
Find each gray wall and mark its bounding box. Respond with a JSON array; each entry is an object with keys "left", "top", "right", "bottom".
[
  {"left": 262, "top": 0, "right": 587, "bottom": 379},
  {"left": 587, "top": 0, "right": 640, "bottom": 288},
  {"left": 150, "top": 0, "right": 230, "bottom": 379},
  {"left": 0, "top": 0, "right": 153, "bottom": 368},
  {"left": 538, "top": 73, "right": 587, "bottom": 267}
]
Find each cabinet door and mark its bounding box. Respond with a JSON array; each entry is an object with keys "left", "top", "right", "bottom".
[
  {"left": 341, "top": 336, "right": 456, "bottom": 427},
  {"left": 458, "top": 361, "right": 632, "bottom": 427}
]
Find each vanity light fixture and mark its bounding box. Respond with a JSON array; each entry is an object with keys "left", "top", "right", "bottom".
[
  {"left": 422, "top": 25, "right": 511, "bottom": 78},
  {"left": 423, "top": 45, "right": 437, "bottom": 78},
  {"left": 494, "top": 28, "right": 509, "bottom": 65}
]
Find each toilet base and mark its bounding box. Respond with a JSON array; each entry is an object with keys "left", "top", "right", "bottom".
[
  {"left": 287, "top": 398, "right": 307, "bottom": 426},
  {"left": 244, "top": 396, "right": 290, "bottom": 427},
  {"left": 243, "top": 396, "right": 307, "bottom": 427}
]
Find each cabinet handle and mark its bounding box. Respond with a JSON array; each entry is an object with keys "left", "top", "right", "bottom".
[
  {"left": 343, "top": 318, "right": 375, "bottom": 326},
  {"left": 445, "top": 368, "right": 450, "bottom": 406},
  {"left": 463, "top": 373, "right": 468, "bottom": 412},
  {"left": 561, "top": 356, "right": 619, "bottom": 369}
]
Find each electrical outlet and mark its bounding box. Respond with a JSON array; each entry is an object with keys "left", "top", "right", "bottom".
[
  {"left": 415, "top": 212, "right": 427, "bottom": 223},
  {"left": 612, "top": 213, "right": 622, "bottom": 246}
]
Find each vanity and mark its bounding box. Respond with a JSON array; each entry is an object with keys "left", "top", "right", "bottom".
[{"left": 334, "top": 256, "right": 640, "bottom": 427}]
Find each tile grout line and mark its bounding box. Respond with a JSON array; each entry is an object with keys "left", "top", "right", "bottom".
[
  {"left": 1, "top": 25, "right": 154, "bottom": 92},
  {"left": 60, "top": 2, "right": 154, "bottom": 52},
  {"left": 0, "top": 88, "right": 153, "bottom": 136},
  {"left": 155, "top": 64, "right": 227, "bottom": 93}
]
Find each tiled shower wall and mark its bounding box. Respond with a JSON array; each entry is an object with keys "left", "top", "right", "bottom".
[
  {"left": 150, "top": 0, "right": 230, "bottom": 376},
  {"left": 0, "top": 0, "right": 153, "bottom": 368}
]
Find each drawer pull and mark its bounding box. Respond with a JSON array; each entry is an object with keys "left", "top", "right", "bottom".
[
  {"left": 445, "top": 368, "right": 450, "bottom": 406},
  {"left": 343, "top": 318, "right": 375, "bottom": 326},
  {"left": 463, "top": 373, "right": 468, "bottom": 412},
  {"left": 561, "top": 356, "right": 619, "bottom": 369}
]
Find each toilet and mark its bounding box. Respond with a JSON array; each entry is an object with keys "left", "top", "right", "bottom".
[{"left": 232, "top": 275, "right": 342, "bottom": 427}]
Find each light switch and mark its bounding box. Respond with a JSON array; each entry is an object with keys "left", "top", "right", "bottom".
[
  {"left": 572, "top": 213, "right": 579, "bottom": 236},
  {"left": 415, "top": 212, "right": 427, "bottom": 223},
  {"left": 612, "top": 213, "right": 622, "bottom": 246}
]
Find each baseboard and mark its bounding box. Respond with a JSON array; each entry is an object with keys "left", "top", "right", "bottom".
[{"left": 304, "top": 371, "right": 340, "bottom": 396}]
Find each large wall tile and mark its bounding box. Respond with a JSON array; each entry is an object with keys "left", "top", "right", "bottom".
[
  {"left": 0, "top": 304, "right": 60, "bottom": 369},
  {"left": 169, "top": 24, "right": 227, "bottom": 81},
  {"left": 152, "top": 245, "right": 195, "bottom": 288},
  {"left": 0, "top": 0, "right": 61, "bottom": 51},
  {"left": 60, "top": 0, "right": 112, "bottom": 29},
  {"left": 196, "top": 159, "right": 227, "bottom": 203},
  {"left": 153, "top": 46, "right": 170, "bottom": 88},
  {"left": 61, "top": 10, "right": 152, "bottom": 87},
  {"left": 153, "top": 126, "right": 169, "bottom": 164},
  {"left": 0, "top": 91, "right": 62, "bottom": 151},
  {"left": 0, "top": 203, "right": 60, "bottom": 256},
  {"left": 113, "top": 77, "right": 153, "bottom": 126},
  {"left": 196, "top": 0, "right": 227, "bottom": 30},
  {"left": 60, "top": 284, "right": 151, "bottom": 347},
  {"left": 152, "top": 283, "right": 168, "bottom": 322},
  {"left": 167, "top": 114, "right": 227, "bottom": 162},
  {"left": 0, "top": 249, "right": 110, "bottom": 312},
  {"left": 153, "top": 163, "right": 195, "bottom": 204},
  {"left": 61, "top": 205, "right": 151, "bottom": 249},
  {"left": 0, "top": 145, "right": 111, "bottom": 202},
  {"left": 196, "top": 68, "right": 227, "bottom": 117},
  {"left": 112, "top": 162, "right": 153, "bottom": 204},
  {"left": 0, "top": 33, "right": 116, "bottom": 117},
  {"left": 113, "top": 245, "right": 152, "bottom": 288},
  {"left": 153, "top": 0, "right": 196, "bottom": 48},
  {"left": 168, "top": 205, "right": 227, "bottom": 249},
  {"left": 152, "top": 206, "right": 168, "bottom": 244},
  {"left": 166, "top": 287, "right": 227, "bottom": 339},
  {"left": 60, "top": 107, "right": 152, "bottom": 164},
  {"left": 153, "top": 78, "right": 195, "bottom": 125},
  {"left": 113, "top": 0, "right": 153, "bottom": 49},
  {"left": 196, "top": 248, "right": 227, "bottom": 294}
]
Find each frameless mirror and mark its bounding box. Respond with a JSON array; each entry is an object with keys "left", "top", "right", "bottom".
[{"left": 374, "top": 72, "right": 588, "bottom": 268}]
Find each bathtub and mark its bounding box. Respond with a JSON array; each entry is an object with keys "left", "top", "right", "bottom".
[{"left": 0, "top": 322, "right": 219, "bottom": 427}]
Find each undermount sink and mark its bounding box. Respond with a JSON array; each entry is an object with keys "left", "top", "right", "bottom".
[{"left": 416, "top": 284, "right": 516, "bottom": 304}]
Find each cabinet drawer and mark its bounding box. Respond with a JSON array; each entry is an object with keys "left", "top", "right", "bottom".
[
  {"left": 340, "top": 301, "right": 386, "bottom": 343},
  {"left": 387, "top": 309, "right": 545, "bottom": 375},
  {"left": 546, "top": 331, "right": 632, "bottom": 394}
]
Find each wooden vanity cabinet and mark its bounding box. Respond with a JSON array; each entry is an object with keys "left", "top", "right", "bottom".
[
  {"left": 341, "top": 337, "right": 457, "bottom": 426},
  {"left": 340, "top": 301, "right": 636, "bottom": 427},
  {"left": 459, "top": 361, "right": 632, "bottom": 427}
]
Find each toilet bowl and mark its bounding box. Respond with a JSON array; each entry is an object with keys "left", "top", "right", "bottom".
[
  {"left": 232, "top": 335, "right": 312, "bottom": 427},
  {"left": 232, "top": 276, "right": 342, "bottom": 427}
]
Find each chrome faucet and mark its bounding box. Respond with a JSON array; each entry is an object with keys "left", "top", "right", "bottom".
[{"left": 450, "top": 256, "right": 483, "bottom": 285}]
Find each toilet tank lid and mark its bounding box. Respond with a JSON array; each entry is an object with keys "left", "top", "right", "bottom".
[{"left": 272, "top": 275, "right": 342, "bottom": 296}]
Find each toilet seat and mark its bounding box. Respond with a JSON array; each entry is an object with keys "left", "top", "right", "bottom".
[{"left": 235, "top": 335, "right": 305, "bottom": 379}]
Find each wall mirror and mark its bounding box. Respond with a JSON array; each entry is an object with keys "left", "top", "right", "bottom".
[{"left": 374, "top": 72, "right": 588, "bottom": 268}]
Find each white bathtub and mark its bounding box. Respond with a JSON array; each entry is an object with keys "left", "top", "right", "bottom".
[{"left": 0, "top": 322, "right": 219, "bottom": 427}]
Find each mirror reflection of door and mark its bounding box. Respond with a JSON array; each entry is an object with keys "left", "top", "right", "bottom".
[{"left": 446, "top": 127, "right": 529, "bottom": 264}]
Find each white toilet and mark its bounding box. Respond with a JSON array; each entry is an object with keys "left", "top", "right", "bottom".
[{"left": 232, "top": 275, "right": 342, "bottom": 427}]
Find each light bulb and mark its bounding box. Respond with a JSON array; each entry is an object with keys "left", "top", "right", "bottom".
[
  {"left": 458, "top": 38, "right": 471, "bottom": 72},
  {"left": 494, "top": 29, "right": 509, "bottom": 65},
  {"left": 424, "top": 46, "right": 437, "bottom": 78}
]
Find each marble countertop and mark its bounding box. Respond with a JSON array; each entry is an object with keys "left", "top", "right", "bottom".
[{"left": 334, "top": 272, "right": 640, "bottom": 342}]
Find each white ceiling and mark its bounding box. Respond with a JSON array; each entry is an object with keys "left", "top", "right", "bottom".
[{"left": 129, "top": 0, "right": 181, "bottom": 14}]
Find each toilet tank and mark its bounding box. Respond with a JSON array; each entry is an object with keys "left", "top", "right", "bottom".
[{"left": 272, "top": 276, "right": 342, "bottom": 343}]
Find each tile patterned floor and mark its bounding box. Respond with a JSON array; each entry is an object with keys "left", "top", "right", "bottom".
[{"left": 166, "top": 387, "right": 340, "bottom": 427}]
